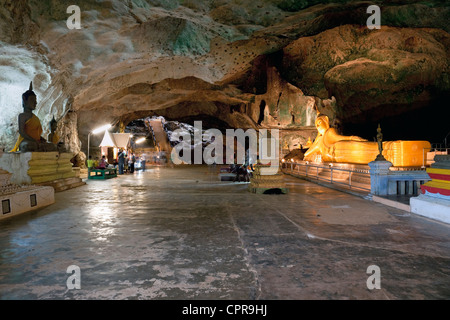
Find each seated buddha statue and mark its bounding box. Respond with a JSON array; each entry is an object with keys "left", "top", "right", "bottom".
[
  {"left": 47, "top": 116, "right": 66, "bottom": 152},
  {"left": 47, "top": 116, "right": 60, "bottom": 145},
  {"left": 10, "top": 82, "right": 58, "bottom": 152},
  {"left": 304, "top": 112, "right": 431, "bottom": 167}
]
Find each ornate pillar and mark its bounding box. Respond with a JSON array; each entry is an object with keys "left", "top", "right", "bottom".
[{"left": 368, "top": 160, "right": 393, "bottom": 196}]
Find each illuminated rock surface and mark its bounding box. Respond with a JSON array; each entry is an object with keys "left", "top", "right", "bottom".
[{"left": 0, "top": 1, "right": 449, "bottom": 154}]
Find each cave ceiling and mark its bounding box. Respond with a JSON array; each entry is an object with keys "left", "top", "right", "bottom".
[{"left": 0, "top": 0, "right": 449, "bottom": 152}]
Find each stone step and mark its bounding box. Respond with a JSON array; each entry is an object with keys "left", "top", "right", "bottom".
[
  {"left": 53, "top": 181, "right": 86, "bottom": 192},
  {"left": 37, "top": 177, "right": 86, "bottom": 192}
]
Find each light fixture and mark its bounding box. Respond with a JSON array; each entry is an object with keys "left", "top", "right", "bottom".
[
  {"left": 92, "top": 124, "right": 112, "bottom": 135},
  {"left": 136, "top": 137, "right": 146, "bottom": 144},
  {"left": 88, "top": 124, "right": 112, "bottom": 160}
]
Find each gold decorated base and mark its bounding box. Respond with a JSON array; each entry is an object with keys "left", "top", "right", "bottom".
[
  {"left": 249, "top": 164, "right": 289, "bottom": 194},
  {"left": 27, "top": 152, "right": 76, "bottom": 184},
  {"left": 0, "top": 152, "right": 77, "bottom": 186}
]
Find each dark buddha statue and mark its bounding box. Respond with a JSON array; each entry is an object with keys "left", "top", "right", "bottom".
[
  {"left": 10, "top": 82, "right": 58, "bottom": 152},
  {"left": 47, "top": 116, "right": 66, "bottom": 152},
  {"left": 48, "top": 116, "right": 59, "bottom": 145}
]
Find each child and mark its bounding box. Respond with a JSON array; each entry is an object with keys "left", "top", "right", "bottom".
[
  {"left": 87, "top": 155, "right": 95, "bottom": 169},
  {"left": 97, "top": 155, "right": 108, "bottom": 169}
]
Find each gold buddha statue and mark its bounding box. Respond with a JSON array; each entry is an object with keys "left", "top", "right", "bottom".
[
  {"left": 10, "top": 82, "right": 57, "bottom": 152},
  {"left": 304, "top": 112, "right": 431, "bottom": 167},
  {"left": 304, "top": 137, "right": 313, "bottom": 149}
]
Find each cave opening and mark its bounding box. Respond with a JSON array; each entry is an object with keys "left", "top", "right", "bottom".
[
  {"left": 121, "top": 112, "right": 264, "bottom": 167},
  {"left": 122, "top": 114, "right": 232, "bottom": 164}
]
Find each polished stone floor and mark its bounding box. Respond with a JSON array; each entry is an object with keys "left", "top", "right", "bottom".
[{"left": 0, "top": 166, "right": 449, "bottom": 300}]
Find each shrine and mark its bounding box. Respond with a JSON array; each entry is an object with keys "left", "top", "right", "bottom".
[{"left": 0, "top": 0, "right": 448, "bottom": 302}]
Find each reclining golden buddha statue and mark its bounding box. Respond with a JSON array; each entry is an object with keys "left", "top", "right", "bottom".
[
  {"left": 10, "top": 82, "right": 58, "bottom": 153},
  {"left": 304, "top": 112, "right": 430, "bottom": 167}
]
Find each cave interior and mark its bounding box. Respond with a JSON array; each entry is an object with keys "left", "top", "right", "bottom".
[{"left": 0, "top": 0, "right": 449, "bottom": 160}]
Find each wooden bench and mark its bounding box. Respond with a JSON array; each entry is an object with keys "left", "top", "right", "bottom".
[{"left": 88, "top": 168, "right": 117, "bottom": 179}]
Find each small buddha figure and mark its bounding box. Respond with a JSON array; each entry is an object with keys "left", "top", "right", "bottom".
[
  {"left": 47, "top": 116, "right": 59, "bottom": 145},
  {"left": 304, "top": 112, "right": 431, "bottom": 167},
  {"left": 10, "top": 82, "right": 58, "bottom": 152},
  {"left": 375, "top": 124, "right": 386, "bottom": 161},
  {"left": 47, "top": 116, "right": 66, "bottom": 152},
  {"left": 304, "top": 137, "right": 313, "bottom": 149}
]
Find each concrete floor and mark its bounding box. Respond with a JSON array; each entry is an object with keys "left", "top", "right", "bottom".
[{"left": 0, "top": 165, "right": 449, "bottom": 300}]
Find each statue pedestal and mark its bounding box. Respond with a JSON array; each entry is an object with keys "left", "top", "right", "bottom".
[
  {"left": 410, "top": 195, "right": 450, "bottom": 224},
  {"left": 0, "top": 152, "right": 85, "bottom": 191},
  {"left": 0, "top": 168, "right": 54, "bottom": 221},
  {"left": 249, "top": 164, "right": 289, "bottom": 194},
  {"left": 410, "top": 155, "right": 450, "bottom": 224},
  {"left": 368, "top": 160, "right": 393, "bottom": 196}
]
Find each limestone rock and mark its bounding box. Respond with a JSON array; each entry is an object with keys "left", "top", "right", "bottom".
[
  {"left": 282, "top": 25, "right": 450, "bottom": 123},
  {"left": 0, "top": 0, "right": 449, "bottom": 153}
]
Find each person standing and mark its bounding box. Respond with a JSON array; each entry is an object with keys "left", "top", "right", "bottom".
[
  {"left": 118, "top": 149, "right": 126, "bottom": 174},
  {"left": 130, "top": 153, "right": 136, "bottom": 173},
  {"left": 141, "top": 154, "right": 146, "bottom": 172}
]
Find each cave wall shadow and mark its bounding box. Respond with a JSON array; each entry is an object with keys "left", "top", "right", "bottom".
[{"left": 341, "top": 95, "right": 450, "bottom": 145}]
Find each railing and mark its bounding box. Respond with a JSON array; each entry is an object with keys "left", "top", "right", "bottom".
[
  {"left": 425, "top": 147, "right": 450, "bottom": 167},
  {"left": 281, "top": 160, "right": 431, "bottom": 196},
  {"left": 431, "top": 143, "right": 450, "bottom": 150},
  {"left": 282, "top": 161, "right": 371, "bottom": 192}
]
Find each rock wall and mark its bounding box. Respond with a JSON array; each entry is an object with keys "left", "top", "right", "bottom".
[
  {"left": 282, "top": 25, "right": 450, "bottom": 123},
  {"left": 0, "top": 0, "right": 449, "bottom": 153}
]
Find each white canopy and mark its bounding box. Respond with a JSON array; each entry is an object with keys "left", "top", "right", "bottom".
[
  {"left": 99, "top": 131, "right": 131, "bottom": 148},
  {"left": 112, "top": 133, "right": 131, "bottom": 149}
]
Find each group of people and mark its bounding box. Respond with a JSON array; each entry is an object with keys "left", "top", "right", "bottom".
[
  {"left": 86, "top": 149, "right": 146, "bottom": 174},
  {"left": 86, "top": 155, "right": 109, "bottom": 170},
  {"left": 117, "top": 149, "right": 142, "bottom": 174}
]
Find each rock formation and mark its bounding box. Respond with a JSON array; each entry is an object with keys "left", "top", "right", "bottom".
[{"left": 0, "top": 0, "right": 449, "bottom": 154}]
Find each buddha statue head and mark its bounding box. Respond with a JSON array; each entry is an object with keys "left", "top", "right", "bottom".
[
  {"left": 315, "top": 113, "right": 330, "bottom": 135},
  {"left": 22, "top": 82, "right": 37, "bottom": 111}
]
